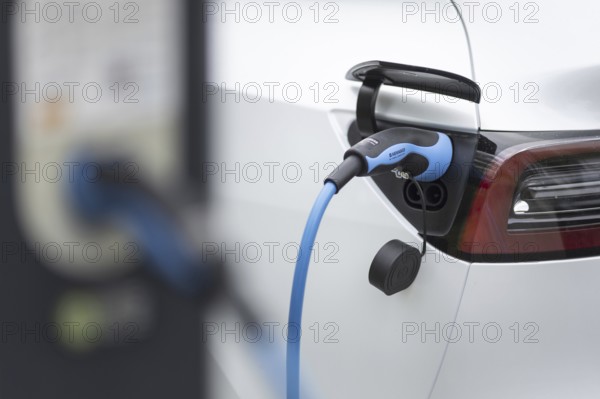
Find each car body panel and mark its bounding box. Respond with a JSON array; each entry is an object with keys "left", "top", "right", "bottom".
[
  {"left": 207, "top": 1, "right": 600, "bottom": 398},
  {"left": 431, "top": 257, "right": 600, "bottom": 399},
  {"left": 456, "top": 0, "right": 600, "bottom": 131}
]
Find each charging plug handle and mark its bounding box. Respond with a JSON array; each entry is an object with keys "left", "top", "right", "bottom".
[{"left": 326, "top": 127, "right": 453, "bottom": 191}]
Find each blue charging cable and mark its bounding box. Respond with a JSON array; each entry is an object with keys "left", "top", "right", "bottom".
[
  {"left": 69, "top": 157, "right": 207, "bottom": 296},
  {"left": 287, "top": 181, "right": 337, "bottom": 399}
]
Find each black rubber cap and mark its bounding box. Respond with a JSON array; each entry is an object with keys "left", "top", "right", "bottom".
[{"left": 369, "top": 240, "right": 421, "bottom": 296}]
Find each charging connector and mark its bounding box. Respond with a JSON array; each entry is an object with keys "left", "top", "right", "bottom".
[
  {"left": 287, "top": 127, "right": 453, "bottom": 399},
  {"left": 326, "top": 127, "right": 453, "bottom": 189}
]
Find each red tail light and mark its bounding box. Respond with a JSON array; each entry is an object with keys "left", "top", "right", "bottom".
[
  {"left": 459, "top": 137, "right": 600, "bottom": 256},
  {"left": 453, "top": 133, "right": 600, "bottom": 262}
]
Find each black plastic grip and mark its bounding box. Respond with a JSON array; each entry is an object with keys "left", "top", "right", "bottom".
[{"left": 324, "top": 155, "right": 363, "bottom": 193}]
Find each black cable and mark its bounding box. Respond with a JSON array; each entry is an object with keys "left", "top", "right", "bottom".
[{"left": 408, "top": 177, "right": 427, "bottom": 256}]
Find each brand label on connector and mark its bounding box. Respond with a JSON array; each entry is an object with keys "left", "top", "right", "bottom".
[{"left": 389, "top": 148, "right": 406, "bottom": 160}]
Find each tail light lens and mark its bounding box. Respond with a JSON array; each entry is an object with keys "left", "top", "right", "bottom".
[
  {"left": 509, "top": 154, "right": 600, "bottom": 232},
  {"left": 449, "top": 132, "right": 600, "bottom": 262}
]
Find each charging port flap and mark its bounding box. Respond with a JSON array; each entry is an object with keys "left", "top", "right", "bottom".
[{"left": 347, "top": 60, "right": 481, "bottom": 137}]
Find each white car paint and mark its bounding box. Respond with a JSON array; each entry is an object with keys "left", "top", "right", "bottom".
[
  {"left": 208, "top": 0, "right": 600, "bottom": 398},
  {"left": 431, "top": 257, "right": 600, "bottom": 399},
  {"left": 455, "top": 0, "right": 600, "bottom": 131}
]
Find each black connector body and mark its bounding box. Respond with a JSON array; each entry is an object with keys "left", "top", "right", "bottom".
[{"left": 324, "top": 155, "right": 363, "bottom": 193}]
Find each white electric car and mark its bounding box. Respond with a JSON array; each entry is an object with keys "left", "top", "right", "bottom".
[
  {"left": 205, "top": 1, "right": 600, "bottom": 398},
  {"left": 12, "top": 0, "right": 600, "bottom": 397}
]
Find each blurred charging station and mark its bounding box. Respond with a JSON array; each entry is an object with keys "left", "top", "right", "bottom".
[{"left": 0, "top": 1, "right": 209, "bottom": 398}]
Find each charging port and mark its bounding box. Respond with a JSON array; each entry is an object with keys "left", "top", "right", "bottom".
[{"left": 404, "top": 181, "right": 447, "bottom": 211}]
